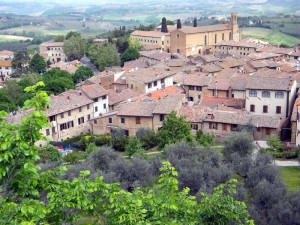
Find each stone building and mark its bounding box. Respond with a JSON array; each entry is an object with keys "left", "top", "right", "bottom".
[{"left": 40, "top": 42, "right": 66, "bottom": 63}]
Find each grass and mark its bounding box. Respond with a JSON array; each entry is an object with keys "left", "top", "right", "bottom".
[
  {"left": 279, "top": 166, "right": 300, "bottom": 192},
  {"left": 241, "top": 27, "right": 300, "bottom": 47},
  {"left": 0, "top": 34, "right": 32, "bottom": 42}
]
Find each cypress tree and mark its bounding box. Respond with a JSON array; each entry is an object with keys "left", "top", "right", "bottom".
[
  {"left": 177, "top": 19, "right": 182, "bottom": 29},
  {"left": 193, "top": 18, "right": 197, "bottom": 27},
  {"left": 161, "top": 17, "right": 168, "bottom": 33}
]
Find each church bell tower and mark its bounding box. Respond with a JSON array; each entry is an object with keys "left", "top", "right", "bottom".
[{"left": 231, "top": 12, "right": 240, "bottom": 41}]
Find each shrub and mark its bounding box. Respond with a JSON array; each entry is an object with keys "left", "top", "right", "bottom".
[
  {"left": 125, "top": 137, "right": 145, "bottom": 157},
  {"left": 63, "top": 150, "right": 86, "bottom": 164},
  {"left": 195, "top": 130, "right": 215, "bottom": 147},
  {"left": 136, "top": 128, "right": 158, "bottom": 149},
  {"left": 38, "top": 145, "right": 62, "bottom": 163}
]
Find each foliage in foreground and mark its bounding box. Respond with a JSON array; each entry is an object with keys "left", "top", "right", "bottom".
[{"left": 0, "top": 82, "right": 253, "bottom": 224}]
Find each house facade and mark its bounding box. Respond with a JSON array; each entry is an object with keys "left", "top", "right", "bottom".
[
  {"left": 40, "top": 42, "right": 67, "bottom": 63},
  {"left": 0, "top": 60, "right": 13, "bottom": 81}
]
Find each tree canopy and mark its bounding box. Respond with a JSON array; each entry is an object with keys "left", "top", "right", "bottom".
[
  {"left": 12, "top": 50, "right": 30, "bottom": 74},
  {"left": 63, "top": 35, "right": 85, "bottom": 61},
  {"left": 72, "top": 66, "right": 94, "bottom": 83},
  {"left": 29, "top": 53, "right": 47, "bottom": 74},
  {"left": 120, "top": 47, "right": 140, "bottom": 66}
]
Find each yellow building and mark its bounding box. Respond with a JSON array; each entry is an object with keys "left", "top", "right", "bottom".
[{"left": 170, "top": 13, "right": 240, "bottom": 56}]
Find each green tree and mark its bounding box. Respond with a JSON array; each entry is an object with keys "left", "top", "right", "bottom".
[
  {"left": 54, "top": 35, "right": 64, "bottom": 42},
  {"left": 86, "top": 43, "right": 120, "bottom": 71},
  {"left": 157, "top": 111, "right": 193, "bottom": 149},
  {"left": 29, "top": 53, "right": 47, "bottom": 73},
  {"left": 121, "top": 46, "right": 140, "bottom": 66},
  {"left": 12, "top": 50, "right": 30, "bottom": 74},
  {"left": 65, "top": 31, "right": 81, "bottom": 40},
  {"left": 177, "top": 19, "right": 182, "bottom": 29},
  {"left": 267, "top": 135, "right": 283, "bottom": 152},
  {"left": 161, "top": 17, "right": 168, "bottom": 33},
  {"left": 195, "top": 130, "right": 215, "bottom": 147},
  {"left": 38, "top": 145, "right": 62, "bottom": 163},
  {"left": 42, "top": 68, "right": 75, "bottom": 94},
  {"left": 72, "top": 66, "right": 93, "bottom": 83},
  {"left": 63, "top": 35, "right": 85, "bottom": 61},
  {"left": 193, "top": 18, "right": 197, "bottom": 27},
  {"left": 125, "top": 137, "right": 144, "bottom": 157}
]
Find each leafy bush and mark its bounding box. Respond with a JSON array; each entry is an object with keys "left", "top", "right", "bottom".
[
  {"left": 125, "top": 137, "right": 145, "bottom": 157},
  {"left": 136, "top": 128, "right": 158, "bottom": 150},
  {"left": 195, "top": 130, "right": 215, "bottom": 147},
  {"left": 38, "top": 145, "right": 62, "bottom": 163},
  {"left": 63, "top": 150, "right": 86, "bottom": 164}
]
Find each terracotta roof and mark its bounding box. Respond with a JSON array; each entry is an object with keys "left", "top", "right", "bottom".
[
  {"left": 289, "top": 52, "right": 300, "bottom": 57},
  {"left": 208, "top": 78, "right": 230, "bottom": 90},
  {"left": 215, "top": 68, "right": 238, "bottom": 79},
  {"left": 229, "top": 75, "right": 248, "bottom": 91},
  {"left": 183, "top": 73, "right": 211, "bottom": 86},
  {"left": 117, "top": 100, "right": 156, "bottom": 117},
  {"left": 107, "top": 88, "right": 141, "bottom": 106},
  {"left": 218, "top": 58, "right": 245, "bottom": 69},
  {"left": 179, "top": 105, "right": 212, "bottom": 122},
  {"left": 131, "top": 30, "right": 169, "bottom": 38},
  {"left": 40, "top": 42, "right": 64, "bottom": 47},
  {"left": 249, "top": 60, "right": 268, "bottom": 69},
  {"left": 257, "top": 46, "right": 294, "bottom": 55},
  {"left": 199, "top": 96, "right": 245, "bottom": 110},
  {"left": 248, "top": 52, "right": 282, "bottom": 61},
  {"left": 246, "top": 76, "right": 291, "bottom": 91},
  {"left": 80, "top": 84, "right": 108, "bottom": 99},
  {"left": 0, "top": 60, "right": 12, "bottom": 67},
  {"left": 46, "top": 90, "right": 93, "bottom": 116},
  {"left": 85, "top": 71, "right": 114, "bottom": 85},
  {"left": 49, "top": 62, "right": 77, "bottom": 74},
  {"left": 123, "top": 60, "right": 148, "bottom": 71},
  {"left": 136, "top": 85, "right": 184, "bottom": 101},
  {"left": 140, "top": 50, "right": 171, "bottom": 61},
  {"left": 5, "top": 109, "right": 35, "bottom": 124},
  {"left": 215, "top": 40, "right": 263, "bottom": 48},
  {"left": 202, "top": 64, "right": 223, "bottom": 73},
  {"left": 192, "top": 54, "right": 218, "bottom": 63},
  {"left": 0, "top": 50, "right": 14, "bottom": 56},
  {"left": 124, "top": 67, "right": 175, "bottom": 84},
  {"left": 175, "top": 24, "right": 231, "bottom": 34},
  {"left": 152, "top": 93, "right": 185, "bottom": 114},
  {"left": 141, "top": 44, "right": 162, "bottom": 51}
]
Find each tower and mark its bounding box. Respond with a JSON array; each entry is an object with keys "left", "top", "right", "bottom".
[{"left": 231, "top": 12, "right": 240, "bottom": 41}]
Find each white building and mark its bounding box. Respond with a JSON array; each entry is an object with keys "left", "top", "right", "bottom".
[
  {"left": 0, "top": 60, "right": 14, "bottom": 81},
  {"left": 245, "top": 76, "right": 297, "bottom": 118}
]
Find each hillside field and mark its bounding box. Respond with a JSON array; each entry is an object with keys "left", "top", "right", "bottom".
[{"left": 241, "top": 27, "right": 300, "bottom": 47}]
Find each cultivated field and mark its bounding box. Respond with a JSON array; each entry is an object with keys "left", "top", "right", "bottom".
[
  {"left": 241, "top": 27, "right": 300, "bottom": 47},
  {"left": 0, "top": 34, "right": 33, "bottom": 42}
]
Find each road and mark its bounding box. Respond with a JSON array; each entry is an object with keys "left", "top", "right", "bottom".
[{"left": 80, "top": 56, "right": 100, "bottom": 75}]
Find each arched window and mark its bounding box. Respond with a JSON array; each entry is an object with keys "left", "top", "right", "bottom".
[
  {"left": 204, "top": 35, "right": 207, "bottom": 46},
  {"left": 262, "top": 91, "right": 270, "bottom": 98},
  {"left": 275, "top": 91, "right": 284, "bottom": 98},
  {"left": 249, "top": 90, "right": 257, "bottom": 97},
  {"left": 215, "top": 34, "right": 217, "bottom": 44}
]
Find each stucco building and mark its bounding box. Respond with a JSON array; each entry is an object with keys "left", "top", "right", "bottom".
[{"left": 40, "top": 42, "right": 67, "bottom": 63}]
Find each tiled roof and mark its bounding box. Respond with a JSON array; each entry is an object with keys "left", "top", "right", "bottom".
[
  {"left": 46, "top": 90, "right": 93, "bottom": 116},
  {"left": 5, "top": 109, "right": 35, "bottom": 124},
  {"left": 141, "top": 44, "right": 162, "bottom": 51},
  {"left": 215, "top": 68, "right": 238, "bottom": 79},
  {"left": 183, "top": 73, "right": 211, "bottom": 86},
  {"left": 136, "top": 85, "right": 184, "bottom": 101},
  {"left": 140, "top": 50, "right": 171, "bottom": 61},
  {"left": 131, "top": 30, "right": 169, "bottom": 38},
  {"left": 208, "top": 78, "right": 230, "bottom": 90},
  {"left": 85, "top": 71, "right": 114, "bottom": 85},
  {"left": 123, "top": 60, "right": 148, "bottom": 71},
  {"left": 192, "top": 54, "right": 218, "bottom": 63},
  {"left": 107, "top": 88, "right": 141, "bottom": 106},
  {"left": 117, "top": 100, "right": 156, "bottom": 117},
  {"left": 246, "top": 76, "right": 291, "bottom": 91},
  {"left": 49, "top": 62, "right": 77, "bottom": 74},
  {"left": 218, "top": 58, "right": 245, "bottom": 69},
  {"left": 175, "top": 24, "right": 231, "bottom": 34},
  {"left": 80, "top": 84, "right": 108, "bottom": 99},
  {"left": 124, "top": 67, "right": 175, "bottom": 84},
  {"left": 202, "top": 64, "right": 223, "bottom": 73},
  {"left": 248, "top": 52, "right": 282, "bottom": 60},
  {"left": 40, "top": 42, "right": 64, "bottom": 47},
  {"left": 179, "top": 105, "right": 212, "bottom": 122},
  {"left": 229, "top": 75, "right": 248, "bottom": 91},
  {"left": 0, "top": 60, "right": 12, "bottom": 67},
  {"left": 199, "top": 97, "right": 245, "bottom": 110},
  {"left": 153, "top": 93, "right": 185, "bottom": 114},
  {"left": 215, "top": 40, "right": 263, "bottom": 48},
  {"left": 249, "top": 60, "right": 268, "bottom": 69},
  {"left": 257, "top": 46, "right": 294, "bottom": 55}
]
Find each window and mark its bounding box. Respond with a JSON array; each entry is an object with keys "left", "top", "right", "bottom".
[
  {"left": 262, "top": 91, "right": 270, "bottom": 98},
  {"left": 276, "top": 106, "right": 281, "bottom": 114},
  {"left": 49, "top": 116, "right": 56, "bottom": 122},
  {"left": 160, "top": 114, "right": 164, "bottom": 121},
  {"left": 275, "top": 91, "right": 284, "bottom": 98},
  {"left": 177, "top": 49, "right": 180, "bottom": 53},
  {"left": 87, "top": 104, "right": 90, "bottom": 110},
  {"left": 250, "top": 104, "right": 255, "bottom": 112},
  {"left": 196, "top": 86, "right": 202, "bottom": 91},
  {"left": 78, "top": 117, "right": 84, "bottom": 125},
  {"left": 161, "top": 78, "right": 165, "bottom": 84},
  {"left": 231, "top": 124, "right": 238, "bottom": 131},
  {"left": 121, "top": 118, "right": 125, "bottom": 123},
  {"left": 95, "top": 106, "right": 98, "bottom": 112},
  {"left": 68, "top": 111, "right": 71, "bottom": 116},
  {"left": 136, "top": 117, "right": 141, "bottom": 124},
  {"left": 215, "top": 34, "right": 217, "bottom": 44},
  {"left": 222, "top": 33, "right": 224, "bottom": 41},
  {"left": 249, "top": 90, "right": 257, "bottom": 97},
  {"left": 148, "top": 83, "right": 152, "bottom": 89},
  {"left": 131, "top": 84, "right": 133, "bottom": 89},
  {"left": 46, "top": 129, "right": 50, "bottom": 136},
  {"left": 88, "top": 115, "right": 91, "bottom": 120},
  {"left": 103, "top": 103, "right": 106, "bottom": 109},
  {"left": 189, "top": 86, "right": 195, "bottom": 90},
  {"left": 177, "top": 34, "right": 179, "bottom": 38},
  {"left": 204, "top": 35, "right": 207, "bottom": 46},
  {"left": 263, "top": 105, "right": 268, "bottom": 113},
  {"left": 162, "top": 41, "right": 164, "bottom": 45},
  {"left": 79, "top": 107, "right": 82, "bottom": 112},
  {"left": 222, "top": 124, "right": 227, "bottom": 131},
  {"left": 94, "top": 120, "right": 97, "bottom": 124},
  {"left": 191, "top": 124, "right": 198, "bottom": 130},
  {"left": 60, "top": 113, "right": 64, "bottom": 118},
  {"left": 189, "top": 97, "right": 194, "bottom": 101},
  {"left": 103, "top": 95, "right": 107, "bottom": 100},
  {"left": 109, "top": 117, "right": 112, "bottom": 123},
  {"left": 266, "top": 128, "right": 272, "bottom": 135},
  {"left": 229, "top": 32, "right": 232, "bottom": 40},
  {"left": 154, "top": 81, "right": 157, "bottom": 86},
  {"left": 209, "top": 122, "right": 217, "bottom": 130}
]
